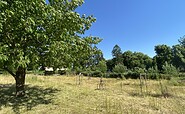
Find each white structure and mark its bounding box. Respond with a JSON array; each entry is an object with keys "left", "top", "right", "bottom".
[
  {"left": 45, "top": 67, "right": 54, "bottom": 71},
  {"left": 56, "top": 67, "right": 67, "bottom": 71},
  {"left": 44, "top": 67, "right": 54, "bottom": 75}
]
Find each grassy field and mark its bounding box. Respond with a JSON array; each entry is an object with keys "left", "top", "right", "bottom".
[{"left": 0, "top": 74, "right": 185, "bottom": 114}]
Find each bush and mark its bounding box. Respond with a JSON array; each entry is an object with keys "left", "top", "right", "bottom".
[
  {"left": 162, "top": 62, "right": 178, "bottom": 75},
  {"left": 178, "top": 73, "right": 185, "bottom": 77},
  {"left": 113, "top": 64, "right": 127, "bottom": 73},
  {"left": 95, "top": 60, "right": 107, "bottom": 73},
  {"left": 81, "top": 70, "right": 102, "bottom": 77},
  {"left": 125, "top": 71, "right": 139, "bottom": 79},
  {"left": 91, "top": 71, "right": 102, "bottom": 77},
  {"left": 169, "top": 77, "right": 185, "bottom": 86},
  {"left": 147, "top": 73, "right": 159, "bottom": 79},
  {"left": 81, "top": 71, "right": 89, "bottom": 76},
  {"left": 107, "top": 73, "right": 124, "bottom": 79},
  {"left": 124, "top": 68, "right": 147, "bottom": 79},
  {"left": 147, "top": 66, "right": 159, "bottom": 79}
]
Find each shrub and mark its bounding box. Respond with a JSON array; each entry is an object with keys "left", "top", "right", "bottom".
[
  {"left": 125, "top": 71, "right": 139, "bottom": 79},
  {"left": 133, "top": 67, "right": 146, "bottom": 74},
  {"left": 147, "top": 66, "right": 159, "bottom": 79},
  {"left": 162, "top": 62, "right": 178, "bottom": 74},
  {"left": 113, "top": 64, "right": 127, "bottom": 73},
  {"left": 82, "top": 70, "right": 103, "bottom": 77},
  {"left": 81, "top": 71, "right": 89, "bottom": 76},
  {"left": 91, "top": 71, "right": 102, "bottom": 77},
  {"left": 124, "top": 67, "right": 146, "bottom": 79},
  {"left": 179, "top": 73, "right": 185, "bottom": 77},
  {"left": 95, "top": 60, "right": 107, "bottom": 73},
  {"left": 108, "top": 73, "right": 124, "bottom": 79},
  {"left": 162, "top": 62, "right": 179, "bottom": 79}
]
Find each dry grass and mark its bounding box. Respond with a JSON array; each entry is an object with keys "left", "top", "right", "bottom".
[{"left": 0, "top": 74, "right": 185, "bottom": 114}]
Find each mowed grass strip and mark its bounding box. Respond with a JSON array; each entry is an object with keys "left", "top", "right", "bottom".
[{"left": 0, "top": 74, "right": 185, "bottom": 114}]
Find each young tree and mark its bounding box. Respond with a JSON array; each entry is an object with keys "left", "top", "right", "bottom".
[
  {"left": 0, "top": 0, "right": 101, "bottom": 97},
  {"left": 95, "top": 60, "right": 107, "bottom": 73},
  {"left": 162, "top": 62, "right": 178, "bottom": 76},
  {"left": 113, "top": 64, "right": 127, "bottom": 73},
  {"left": 112, "top": 44, "right": 122, "bottom": 65}
]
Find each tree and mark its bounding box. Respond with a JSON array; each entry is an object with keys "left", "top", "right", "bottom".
[
  {"left": 95, "top": 60, "right": 107, "bottom": 73},
  {"left": 122, "top": 51, "right": 133, "bottom": 69},
  {"left": 178, "top": 35, "right": 185, "bottom": 47},
  {"left": 0, "top": 0, "right": 101, "bottom": 97},
  {"left": 122, "top": 51, "right": 152, "bottom": 70},
  {"left": 112, "top": 44, "right": 122, "bottom": 64},
  {"left": 106, "top": 59, "right": 116, "bottom": 72},
  {"left": 172, "top": 38, "right": 185, "bottom": 71},
  {"left": 85, "top": 45, "right": 104, "bottom": 70},
  {"left": 154, "top": 44, "right": 173, "bottom": 70}
]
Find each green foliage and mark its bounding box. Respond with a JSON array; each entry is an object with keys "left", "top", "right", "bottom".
[
  {"left": 84, "top": 46, "right": 104, "bottom": 70},
  {"left": 133, "top": 67, "right": 146, "bottom": 74},
  {"left": 124, "top": 67, "right": 146, "bottom": 79},
  {"left": 91, "top": 70, "right": 103, "bottom": 77},
  {"left": 113, "top": 64, "right": 127, "bottom": 73},
  {"left": 162, "top": 62, "right": 178, "bottom": 75},
  {"left": 178, "top": 35, "right": 185, "bottom": 47},
  {"left": 122, "top": 51, "right": 133, "bottom": 69},
  {"left": 112, "top": 44, "right": 122, "bottom": 64},
  {"left": 147, "top": 66, "right": 159, "bottom": 79},
  {"left": 95, "top": 60, "right": 107, "bottom": 73},
  {"left": 112, "top": 45, "right": 122, "bottom": 58},
  {"left": 0, "top": 0, "right": 101, "bottom": 75},
  {"left": 154, "top": 44, "right": 173, "bottom": 70},
  {"left": 172, "top": 44, "right": 185, "bottom": 71},
  {"left": 108, "top": 73, "right": 124, "bottom": 79},
  {"left": 168, "top": 77, "right": 185, "bottom": 86},
  {"left": 106, "top": 58, "right": 116, "bottom": 72},
  {"left": 122, "top": 51, "right": 153, "bottom": 70}
]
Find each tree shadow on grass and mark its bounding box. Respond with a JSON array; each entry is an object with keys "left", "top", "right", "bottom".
[{"left": 0, "top": 84, "right": 59, "bottom": 114}]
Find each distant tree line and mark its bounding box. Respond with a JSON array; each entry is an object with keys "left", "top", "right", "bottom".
[{"left": 79, "top": 36, "right": 185, "bottom": 79}]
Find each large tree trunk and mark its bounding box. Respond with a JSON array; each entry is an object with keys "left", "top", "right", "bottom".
[{"left": 14, "top": 67, "right": 26, "bottom": 97}]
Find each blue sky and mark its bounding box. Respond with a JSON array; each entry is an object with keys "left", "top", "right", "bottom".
[{"left": 76, "top": 0, "right": 185, "bottom": 59}]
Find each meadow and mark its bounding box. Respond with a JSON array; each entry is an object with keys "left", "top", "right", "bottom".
[{"left": 0, "top": 74, "right": 185, "bottom": 114}]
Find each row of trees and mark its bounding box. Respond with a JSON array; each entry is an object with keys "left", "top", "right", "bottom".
[
  {"left": 154, "top": 38, "right": 185, "bottom": 71},
  {"left": 105, "top": 37, "right": 185, "bottom": 76},
  {"left": 78, "top": 37, "right": 184, "bottom": 79},
  {"left": 55, "top": 36, "right": 185, "bottom": 80}
]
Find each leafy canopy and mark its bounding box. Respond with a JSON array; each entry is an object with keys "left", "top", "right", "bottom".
[{"left": 0, "top": 0, "right": 102, "bottom": 73}]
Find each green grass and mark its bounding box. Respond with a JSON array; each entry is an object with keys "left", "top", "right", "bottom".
[{"left": 0, "top": 74, "right": 185, "bottom": 114}]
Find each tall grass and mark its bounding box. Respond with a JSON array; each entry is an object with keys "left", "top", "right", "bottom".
[{"left": 0, "top": 74, "right": 185, "bottom": 114}]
